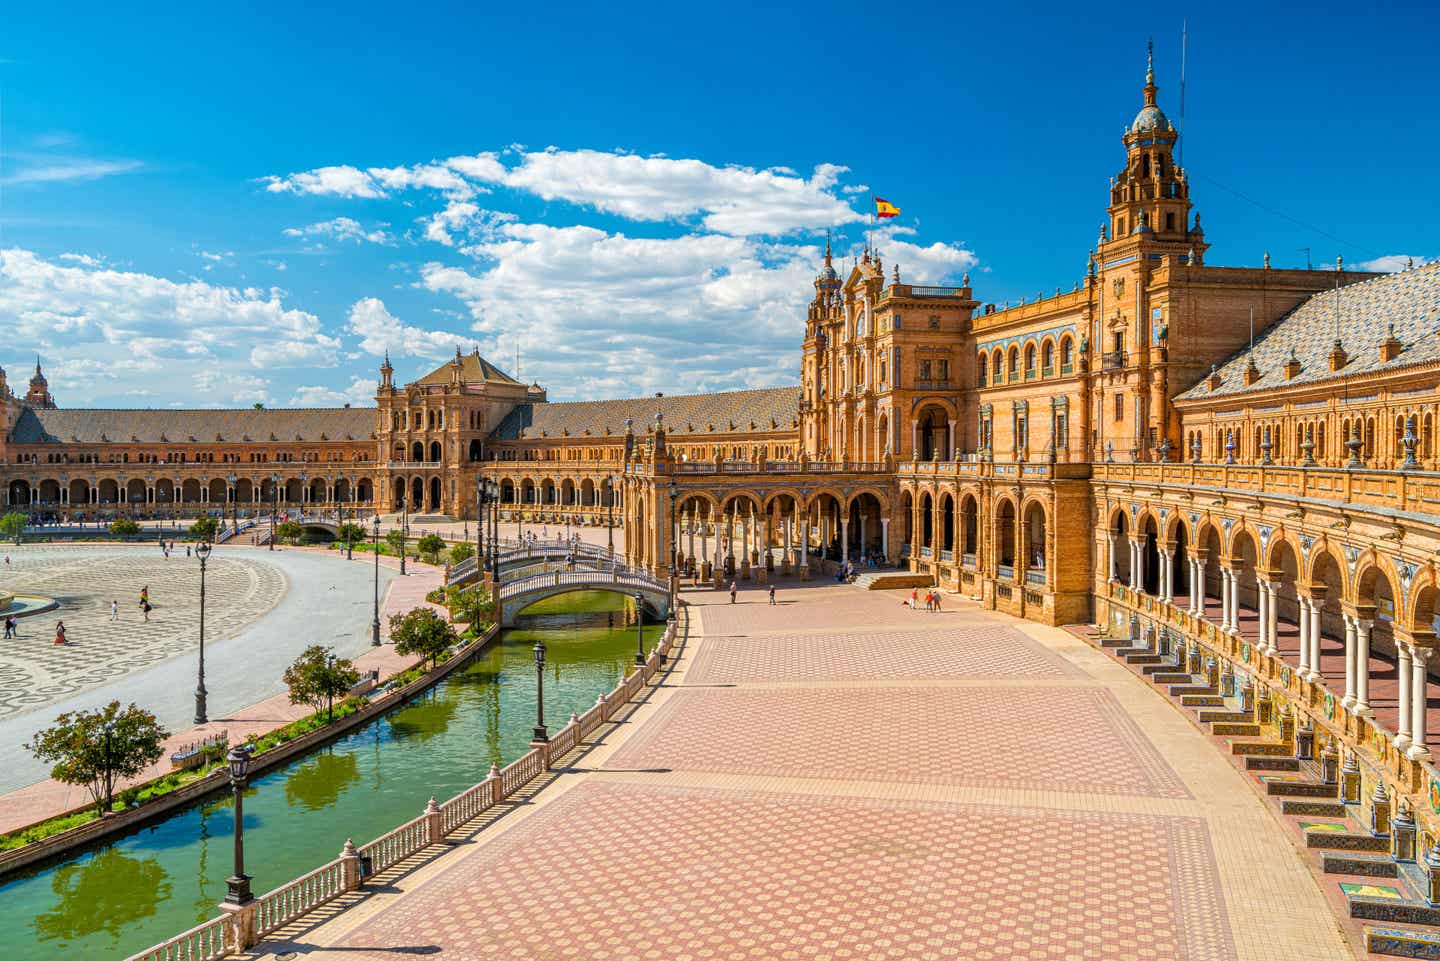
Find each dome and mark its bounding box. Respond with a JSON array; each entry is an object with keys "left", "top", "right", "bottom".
[
  {"left": 1131, "top": 104, "right": 1170, "bottom": 134},
  {"left": 817, "top": 264, "right": 838, "bottom": 284}
]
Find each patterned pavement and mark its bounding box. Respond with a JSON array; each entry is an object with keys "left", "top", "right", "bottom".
[
  {"left": 0, "top": 546, "right": 285, "bottom": 718},
  {"left": 270, "top": 580, "right": 1356, "bottom": 961}
]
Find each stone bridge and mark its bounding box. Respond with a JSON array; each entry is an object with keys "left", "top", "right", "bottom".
[{"left": 497, "top": 567, "right": 671, "bottom": 627}]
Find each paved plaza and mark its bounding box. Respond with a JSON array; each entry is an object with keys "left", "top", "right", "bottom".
[
  {"left": 0, "top": 544, "right": 402, "bottom": 797},
  {"left": 259, "top": 581, "right": 1356, "bottom": 961}
]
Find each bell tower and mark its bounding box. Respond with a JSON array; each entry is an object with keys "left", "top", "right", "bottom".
[{"left": 1101, "top": 42, "right": 1205, "bottom": 262}]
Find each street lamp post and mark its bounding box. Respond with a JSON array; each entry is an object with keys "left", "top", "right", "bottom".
[
  {"left": 102, "top": 721, "right": 115, "bottom": 814},
  {"left": 475, "top": 479, "right": 484, "bottom": 569},
  {"left": 532, "top": 640, "right": 547, "bottom": 742},
  {"left": 194, "top": 540, "right": 212, "bottom": 725},
  {"left": 371, "top": 515, "right": 382, "bottom": 646},
  {"left": 224, "top": 745, "right": 254, "bottom": 906},
  {"left": 667, "top": 480, "right": 679, "bottom": 615},
  {"left": 488, "top": 480, "right": 501, "bottom": 584},
  {"left": 268, "top": 473, "right": 279, "bottom": 551},
  {"left": 634, "top": 590, "right": 646, "bottom": 666},
  {"left": 345, "top": 477, "right": 354, "bottom": 560},
  {"left": 607, "top": 476, "right": 616, "bottom": 555},
  {"left": 399, "top": 498, "right": 407, "bottom": 575}
]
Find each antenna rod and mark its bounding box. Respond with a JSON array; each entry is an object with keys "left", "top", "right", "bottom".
[
  {"left": 1179, "top": 20, "right": 1187, "bottom": 170},
  {"left": 1248, "top": 306, "right": 1254, "bottom": 356}
]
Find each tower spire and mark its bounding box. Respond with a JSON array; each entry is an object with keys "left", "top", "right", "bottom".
[{"left": 1143, "top": 39, "right": 1158, "bottom": 107}]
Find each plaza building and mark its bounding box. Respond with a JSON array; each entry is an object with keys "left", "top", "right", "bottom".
[{"left": 5, "top": 50, "right": 1440, "bottom": 897}]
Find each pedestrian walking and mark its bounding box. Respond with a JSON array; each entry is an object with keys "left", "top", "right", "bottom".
[
  {"left": 3, "top": 616, "right": 14, "bottom": 639},
  {"left": 911, "top": 587, "right": 919, "bottom": 611},
  {"left": 768, "top": 584, "right": 776, "bottom": 606},
  {"left": 729, "top": 580, "right": 737, "bottom": 604},
  {"left": 110, "top": 600, "right": 119, "bottom": 622},
  {"left": 54, "top": 621, "right": 66, "bottom": 645},
  {"left": 933, "top": 591, "right": 943, "bottom": 612},
  {"left": 924, "top": 590, "right": 933, "bottom": 613}
]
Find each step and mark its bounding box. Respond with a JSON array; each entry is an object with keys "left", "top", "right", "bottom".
[
  {"left": 1172, "top": 683, "right": 1218, "bottom": 697},
  {"left": 1283, "top": 798, "right": 1348, "bottom": 817},
  {"left": 1110, "top": 646, "right": 1149, "bottom": 657},
  {"left": 1098, "top": 637, "right": 1130, "bottom": 649},
  {"left": 1139, "top": 662, "right": 1182, "bottom": 676},
  {"left": 1364, "top": 923, "right": 1440, "bottom": 958},
  {"left": 1212, "top": 722, "right": 1261, "bottom": 737},
  {"left": 1266, "top": 778, "right": 1338, "bottom": 798},
  {"left": 1229, "top": 740, "right": 1293, "bottom": 757},
  {"left": 1125, "top": 654, "right": 1166, "bottom": 666},
  {"left": 1198, "top": 709, "right": 1253, "bottom": 724},
  {"left": 1324, "top": 853, "right": 1398, "bottom": 878},
  {"left": 1182, "top": 694, "right": 1226, "bottom": 708},
  {"left": 1347, "top": 888, "right": 1440, "bottom": 926},
  {"left": 1306, "top": 827, "right": 1389, "bottom": 852},
  {"left": 1244, "top": 755, "right": 1300, "bottom": 771},
  {"left": 1149, "top": 672, "right": 1194, "bottom": 685}
]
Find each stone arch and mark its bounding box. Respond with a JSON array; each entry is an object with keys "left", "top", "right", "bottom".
[
  {"left": 181, "top": 478, "right": 204, "bottom": 504},
  {"left": 1408, "top": 575, "right": 1440, "bottom": 638},
  {"left": 1023, "top": 341, "right": 1038, "bottom": 378},
  {"left": 236, "top": 477, "right": 256, "bottom": 504},
  {"left": 991, "top": 347, "right": 1004, "bottom": 383},
  {"left": 8, "top": 479, "right": 31, "bottom": 505},
  {"left": 1109, "top": 507, "right": 1132, "bottom": 584},
  {"left": 1021, "top": 497, "right": 1048, "bottom": 579},
  {"left": 1269, "top": 537, "right": 1303, "bottom": 635},
  {"left": 68, "top": 477, "right": 90, "bottom": 505},
  {"left": 1228, "top": 528, "right": 1260, "bottom": 617},
  {"left": 1138, "top": 511, "right": 1161, "bottom": 595},
  {"left": 918, "top": 490, "right": 934, "bottom": 550},
  {"left": 1006, "top": 345, "right": 1020, "bottom": 382},
  {"left": 356, "top": 478, "right": 373, "bottom": 503},
  {"left": 208, "top": 477, "right": 228, "bottom": 503},
  {"left": 938, "top": 491, "right": 956, "bottom": 556},
  {"left": 411, "top": 441, "right": 424, "bottom": 462},
  {"left": 976, "top": 352, "right": 989, "bottom": 387},
  {"left": 411, "top": 476, "right": 424, "bottom": 510},
  {"left": 958, "top": 491, "right": 979, "bottom": 563},
  {"left": 561, "top": 478, "right": 576, "bottom": 506},
  {"left": 99, "top": 477, "right": 122, "bottom": 505},
  {"left": 913, "top": 401, "right": 955, "bottom": 461},
  {"left": 994, "top": 496, "right": 1017, "bottom": 575},
  {"left": 520, "top": 477, "right": 536, "bottom": 505},
  {"left": 429, "top": 440, "right": 442, "bottom": 463},
  {"left": 429, "top": 476, "right": 442, "bottom": 512},
  {"left": 1039, "top": 335, "right": 1057, "bottom": 376}
]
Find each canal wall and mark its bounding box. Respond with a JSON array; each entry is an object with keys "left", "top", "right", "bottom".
[{"left": 0, "top": 624, "right": 501, "bottom": 881}]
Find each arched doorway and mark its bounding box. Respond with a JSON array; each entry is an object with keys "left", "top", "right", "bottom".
[
  {"left": 959, "top": 494, "right": 979, "bottom": 566},
  {"left": 429, "top": 477, "right": 442, "bottom": 512},
  {"left": 1022, "top": 501, "right": 1047, "bottom": 583},
  {"left": 995, "top": 500, "right": 1017, "bottom": 578}
]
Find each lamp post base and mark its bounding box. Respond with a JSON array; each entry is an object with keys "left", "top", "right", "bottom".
[
  {"left": 532, "top": 726, "right": 548, "bottom": 743},
  {"left": 371, "top": 619, "right": 381, "bottom": 646},
  {"left": 194, "top": 689, "right": 208, "bottom": 726},
  {"left": 224, "top": 873, "right": 253, "bottom": 906}
]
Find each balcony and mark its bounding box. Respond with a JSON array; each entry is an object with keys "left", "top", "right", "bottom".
[
  {"left": 997, "top": 563, "right": 1014, "bottom": 580},
  {"left": 1101, "top": 350, "right": 1128, "bottom": 370},
  {"left": 1025, "top": 569, "right": 1047, "bottom": 586},
  {"left": 961, "top": 552, "right": 976, "bottom": 568},
  {"left": 913, "top": 379, "right": 952, "bottom": 391},
  {"left": 939, "top": 549, "right": 954, "bottom": 563}
]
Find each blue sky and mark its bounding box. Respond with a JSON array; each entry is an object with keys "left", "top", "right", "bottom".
[{"left": 1, "top": 2, "right": 1435, "bottom": 409}]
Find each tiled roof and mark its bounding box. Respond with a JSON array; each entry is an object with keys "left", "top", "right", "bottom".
[
  {"left": 10, "top": 407, "right": 377, "bottom": 445},
  {"left": 1176, "top": 262, "right": 1440, "bottom": 401},
  {"left": 412, "top": 350, "right": 521, "bottom": 387},
  {"left": 490, "top": 387, "right": 802, "bottom": 441}
]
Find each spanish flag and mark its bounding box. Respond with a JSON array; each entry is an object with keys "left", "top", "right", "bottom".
[{"left": 874, "top": 197, "right": 901, "bottom": 218}]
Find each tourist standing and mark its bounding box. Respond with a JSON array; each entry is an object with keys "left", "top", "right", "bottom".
[
  {"left": 729, "top": 580, "right": 737, "bottom": 604},
  {"left": 933, "top": 591, "right": 943, "bottom": 612},
  {"left": 110, "top": 600, "right": 119, "bottom": 622},
  {"left": 3, "top": 616, "right": 14, "bottom": 639},
  {"left": 54, "top": 621, "right": 66, "bottom": 645},
  {"left": 768, "top": 585, "right": 776, "bottom": 606}
]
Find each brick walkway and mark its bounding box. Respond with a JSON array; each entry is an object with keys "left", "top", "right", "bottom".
[
  {"left": 0, "top": 551, "right": 443, "bottom": 835},
  {"left": 256, "top": 581, "right": 1355, "bottom": 961}
]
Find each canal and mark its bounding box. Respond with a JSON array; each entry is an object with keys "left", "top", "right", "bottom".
[{"left": 0, "top": 591, "right": 665, "bottom": 961}]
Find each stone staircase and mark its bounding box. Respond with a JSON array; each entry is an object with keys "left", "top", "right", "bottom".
[
  {"left": 850, "top": 571, "right": 934, "bottom": 591},
  {"left": 1071, "top": 623, "right": 1440, "bottom": 959}
]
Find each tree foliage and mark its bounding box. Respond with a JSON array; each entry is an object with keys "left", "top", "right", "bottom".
[
  {"left": 337, "top": 522, "right": 366, "bottom": 547},
  {"left": 25, "top": 701, "right": 169, "bottom": 814},
  {"left": 283, "top": 645, "right": 361, "bottom": 722},
  {"left": 444, "top": 584, "right": 494, "bottom": 626},
  {"left": 0, "top": 511, "right": 28, "bottom": 538},
  {"left": 385, "top": 529, "right": 407, "bottom": 557},
  {"left": 448, "top": 542, "right": 474, "bottom": 565},
  {"left": 389, "top": 607, "right": 457, "bottom": 668},
  {"left": 417, "top": 533, "right": 445, "bottom": 563},
  {"left": 189, "top": 516, "right": 219, "bottom": 541},
  {"left": 109, "top": 518, "right": 141, "bottom": 537},
  {"left": 276, "top": 520, "right": 303, "bottom": 545}
]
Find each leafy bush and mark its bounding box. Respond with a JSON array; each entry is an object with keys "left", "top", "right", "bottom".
[
  {"left": 189, "top": 516, "right": 219, "bottom": 541},
  {"left": 448, "top": 542, "right": 474, "bottom": 565},
  {"left": 389, "top": 607, "right": 457, "bottom": 668},
  {"left": 109, "top": 518, "right": 141, "bottom": 537},
  {"left": 417, "top": 533, "right": 445, "bottom": 563}
]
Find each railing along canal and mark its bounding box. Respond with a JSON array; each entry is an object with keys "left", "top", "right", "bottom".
[{"left": 125, "top": 617, "right": 681, "bottom": 961}]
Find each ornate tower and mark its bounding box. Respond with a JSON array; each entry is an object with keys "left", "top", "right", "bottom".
[
  {"left": 799, "top": 238, "right": 843, "bottom": 458},
  {"left": 24, "top": 357, "right": 56, "bottom": 409}
]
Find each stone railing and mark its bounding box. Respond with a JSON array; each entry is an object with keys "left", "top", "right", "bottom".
[{"left": 124, "top": 618, "right": 681, "bottom": 961}]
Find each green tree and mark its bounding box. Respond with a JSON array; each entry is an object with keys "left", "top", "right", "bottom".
[
  {"left": 276, "top": 519, "right": 303, "bottom": 545},
  {"left": 189, "top": 516, "right": 218, "bottom": 541},
  {"left": 417, "top": 533, "right": 445, "bottom": 563},
  {"left": 448, "top": 542, "right": 474, "bottom": 565},
  {"left": 389, "top": 607, "right": 457, "bottom": 669},
  {"left": 337, "top": 522, "right": 366, "bottom": 549},
  {"left": 445, "top": 585, "right": 494, "bottom": 626},
  {"left": 282, "top": 645, "right": 361, "bottom": 723},
  {"left": 0, "top": 511, "right": 27, "bottom": 539},
  {"left": 385, "top": 529, "right": 407, "bottom": 557},
  {"left": 109, "top": 518, "right": 141, "bottom": 537},
  {"left": 25, "top": 701, "right": 169, "bottom": 814}
]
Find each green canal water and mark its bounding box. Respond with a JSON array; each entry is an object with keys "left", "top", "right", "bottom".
[{"left": 0, "top": 591, "right": 664, "bottom": 961}]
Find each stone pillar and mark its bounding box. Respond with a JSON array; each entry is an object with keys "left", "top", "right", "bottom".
[
  {"left": 1397, "top": 643, "right": 1414, "bottom": 751},
  {"left": 1196, "top": 560, "right": 1208, "bottom": 616},
  {"left": 687, "top": 508, "right": 696, "bottom": 572},
  {"left": 841, "top": 518, "right": 850, "bottom": 565},
  {"left": 1410, "top": 647, "right": 1431, "bottom": 760},
  {"left": 1107, "top": 533, "right": 1118, "bottom": 581},
  {"left": 1156, "top": 550, "right": 1169, "bottom": 602},
  {"left": 1129, "top": 541, "right": 1140, "bottom": 591},
  {"left": 1256, "top": 581, "right": 1270, "bottom": 651},
  {"left": 858, "top": 514, "right": 867, "bottom": 562},
  {"left": 1297, "top": 597, "right": 1312, "bottom": 677},
  {"left": 781, "top": 512, "right": 791, "bottom": 574},
  {"left": 1309, "top": 601, "right": 1323, "bottom": 682},
  {"left": 1220, "top": 570, "right": 1232, "bottom": 632},
  {"left": 1265, "top": 582, "right": 1279, "bottom": 655},
  {"left": 881, "top": 517, "right": 890, "bottom": 562},
  {"left": 1342, "top": 614, "right": 1357, "bottom": 704},
  {"left": 798, "top": 507, "right": 810, "bottom": 580},
  {"left": 946, "top": 419, "right": 955, "bottom": 460},
  {"left": 1354, "top": 619, "right": 1373, "bottom": 715}
]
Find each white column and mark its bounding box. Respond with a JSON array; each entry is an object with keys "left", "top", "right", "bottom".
[
  {"left": 1396, "top": 643, "right": 1414, "bottom": 751},
  {"left": 1342, "top": 614, "right": 1357, "bottom": 704},
  {"left": 687, "top": 509, "right": 696, "bottom": 569},
  {"left": 1129, "top": 541, "right": 1141, "bottom": 590},
  {"left": 859, "top": 514, "right": 867, "bottom": 559},
  {"left": 1354, "top": 619, "right": 1373, "bottom": 715},
  {"left": 1196, "top": 560, "right": 1208, "bottom": 616},
  {"left": 1410, "top": 648, "right": 1431, "bottom": 760},
  {"left": 1185, "top": 558, "right": 1197, "bottom": 612},
  {"left": 881, "top": 517, "right": 890, "bottom": 559},
  {"left": 699, "top": 511, "right": 709, "bottom": 570},
  {"left": 946, "top": 420, "right": 955, "bottom": 460},
  {"left": 1256, "top": 581, "right": 1270, "bottom": 651},
  {"left": 1265, "top": 582, "right": 1279, "bottom": 655},
  {"left": 1157, "top": 550, "right": 1170, "bottom": 602},
  {"left": 1297, "top": 598, "right": 1312, "bottom": 676},
  {"left": 841, "top": 518, "right": 850, "bottom": 565},
  {"left": 1107, "top": 534, "right": 1118, "bottom": 581},
  {"left": 1221, "top": 570, "right": 1233, "bottom": 632},
  {"left": 1309, "top": 600, "right": 1323, "bottom": 682},
  {"left": 781, "top": 513, "right": 790, "bottom": 566}
]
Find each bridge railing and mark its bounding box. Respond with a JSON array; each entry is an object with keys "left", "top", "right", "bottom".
[
  {"left": 497, "top": 567, "right": 666, "bottom": 601},
  {"left": 124, "top": 616, "right": 681, "bottom": 961}
]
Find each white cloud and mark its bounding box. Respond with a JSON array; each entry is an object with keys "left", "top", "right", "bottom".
[
  {"left": 346, "top": 296, "right": 471, "bottom": 360},
  {"left": 283, "top": 217, "right": 392, "bottom": 245},
  {"left": 0, "top": 248, "right": 341, "bottom": 405},
  {"left": 1, "top": 157, "right": 142, "bottom": 186},
  {"left": 264, "top": 148, "right": 865, "bottom": 236},
  {"left": 58, "top": 252, "right": 102, "bottom": 266},
  {"left": 288, "top": 375, "right": 376, "bottom": 408},
  {"left": 1354, "top": 254, "right": 1431, "bottom": 273}
]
